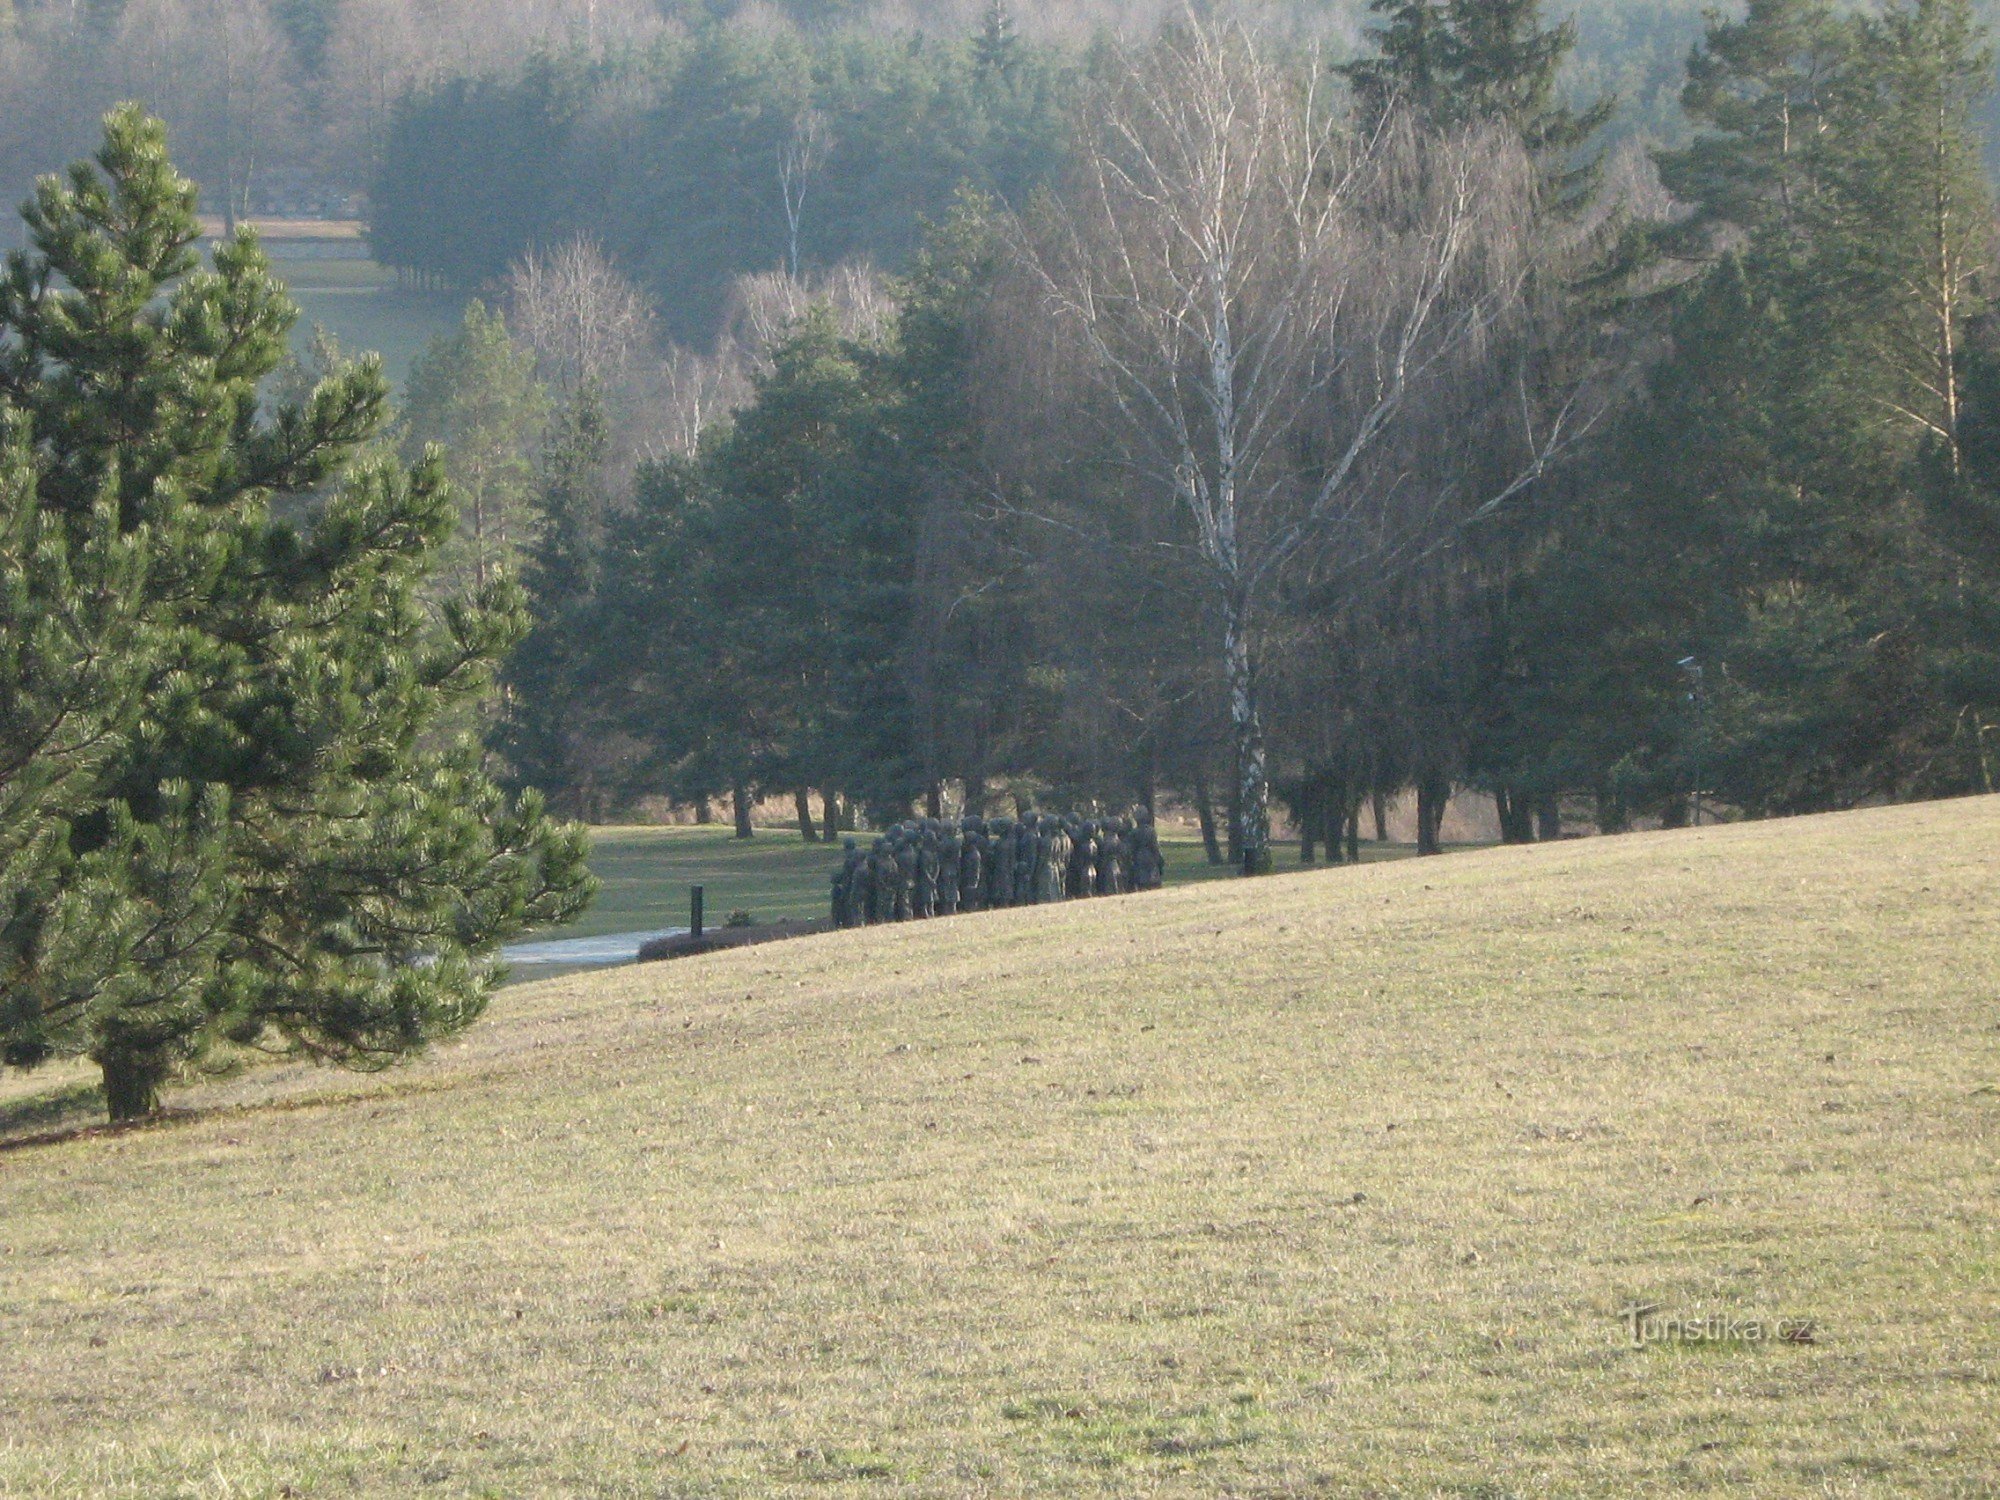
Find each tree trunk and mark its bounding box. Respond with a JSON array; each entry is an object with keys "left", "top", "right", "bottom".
[
  {"left": 1225, "top": 608, "right": 1271, "bottom": 874},
  {"left": 1372, "top": 789, "right": 1388, "bottom": 843},
  {"left": 1344, "top": 801, "right": 1361, "bottom": 864},
  {"left": 793, "top": 787, "right": 817, "bottom": 841},
  {"left": 100, "top": 1047, "right": 169, "bottom": 1123},
  {"left": 1496, "top": 787, "right": 1535, "bottom": 844},
  {"left": 962, "top": 774, "right": 986, "bottom": 819},
  {"left": 821, "top": 791, "right": 839, "bottom": 843},
  {"left": 1193, "top": 774, "right": 1224, "bottom": 866},
  {"left": 1326, "top": 785, "right": 1349, "bottom": 865},
  {"left": 694, "top": 798, "right": 713, "bottom": 826},
  {"left": 926, "top": 783, "right": 944, "bottom": 820},
  {"left": 1300, "top": 785, "right": 1318, "bottom": 865},
  {"left": 1595, "top": 782, "right": 1628, "bottom": 835},
  {"left": 1416, "top": 773, "right": 1450, "bottom": 856},
  {"left": 731, "top": 779, "right": 754, "bottom": 839},
  {"left": 1536, "top": 792, "right": 1561, "bottom": 842}
]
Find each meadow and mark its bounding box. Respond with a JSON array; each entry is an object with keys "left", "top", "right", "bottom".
[
  {"left": 1, "top": 798, "right": 1995, "bottom": 1496},
  {"left": 280, "top": 257, "right": 466, "bottom": 392}
]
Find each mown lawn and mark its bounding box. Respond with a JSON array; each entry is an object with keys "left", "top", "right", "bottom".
[{"left": 2, "top": 798, "right": 1995, "bottom": 1496}]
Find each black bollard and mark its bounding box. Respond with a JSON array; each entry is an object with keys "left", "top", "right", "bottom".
[{"left": 691, "top": 884, "right": 704, "bottom": 939}]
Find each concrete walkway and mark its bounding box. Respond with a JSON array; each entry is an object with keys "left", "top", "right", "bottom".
[{"left": 501, "top": 930, "right": 685, "bottom": 967}]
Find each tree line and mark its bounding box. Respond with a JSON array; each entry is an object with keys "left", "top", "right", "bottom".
[
  {"left": 453, "top": 0, "right": 2000, "bottom": 867},
  {"left": 0, "top": 0, "right": 1727, "bottom": 250}
]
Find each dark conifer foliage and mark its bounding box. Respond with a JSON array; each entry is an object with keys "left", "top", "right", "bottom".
[{"left": 0, "top": 108, "right": 594, "bottom": 1121}]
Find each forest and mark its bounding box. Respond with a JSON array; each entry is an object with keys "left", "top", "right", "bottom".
[{"left": 7, "top": 0, "right": 2000, "bottom": 875}]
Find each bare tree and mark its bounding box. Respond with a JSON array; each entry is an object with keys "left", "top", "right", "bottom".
[
  {"left": 640, "top": 262, "right": 894, "bottom": 459},
  {"left": 777, "top": 107, "right": 833, "bottom": 279},
  {"left": 1003, "top": 14, "right": 1578, "bottom": 871},
  {"left": 505, "top": 236, "right": 656, "bottom": 396},
  {"left": 113, "top": 0, "right": 298, "bottom": 231},
  {"left": 649, "top": 343, "right": 752, "bottom": 458},
  {"left": 721, "top": 263, "right": 894, "bottom": 364}
]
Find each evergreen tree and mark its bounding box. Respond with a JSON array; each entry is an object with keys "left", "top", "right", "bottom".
[
  {"left": 497, "top": 385, "right": 621, "bottom": 818},
  {"left": 1341, "top": 0, "right": 1616, "bottom": 841},
  {"left": 599, "top": 453, "right": 769, "bottom": 835},
  {"left": 0, "top": 107, "right": 593, "bottom": 1121},
  {"left": 401, "top": 301, "right": 550, "bottom": 595},
  {"left": 1542, "top": 0, "right": 2000, "bottom": 817},
  {"left": 1340, "top": 0, "right": 1453, "bottom": 122},
  {"left": 974, "top": 1, "right": 1021, "bottom": 83},
  {"left": 1654, "top": 0, "right": 1862, "bottom": 259},
  {"left": 1341, "top": 0, "right": 1612, "bottom": 211},
  {"left": 704, "top": 309, "right": 890, "bottom": 823}
]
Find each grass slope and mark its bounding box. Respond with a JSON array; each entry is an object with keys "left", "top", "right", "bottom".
[{"left": 3, "top": 799, "right": 1997, "bottom": 1497}]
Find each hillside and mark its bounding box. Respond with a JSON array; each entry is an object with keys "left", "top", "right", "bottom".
[{"left": 3, "top": 799, "right": 1997, "bottom": 1496}]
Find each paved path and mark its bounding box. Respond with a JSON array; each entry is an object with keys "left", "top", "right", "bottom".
[{"left": 501, "top": 930, "right": 685, "bottom": 967}]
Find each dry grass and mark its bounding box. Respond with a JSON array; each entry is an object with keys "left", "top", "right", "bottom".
[{"left": 3, "top": 798, "right": 1997, "bottom": 1497}]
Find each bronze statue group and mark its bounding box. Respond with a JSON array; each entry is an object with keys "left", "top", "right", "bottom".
[{"left": 831, "top": 809, "right": 1166, "bottom": 927}]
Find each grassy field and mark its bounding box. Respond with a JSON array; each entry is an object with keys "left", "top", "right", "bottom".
[
  {"left": 278, "top": 258, "right": 466, "bottom": 392},
  {"left": 3, "top": 799, "right": 1996, "bottom": 1496}
]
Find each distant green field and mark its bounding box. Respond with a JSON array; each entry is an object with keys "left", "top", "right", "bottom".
[
  {"left": 542, "top": 821, "right": 1443, "bottom": 942},
  {"left": 277, "top": 257, "right": 466, "bottom": 392}
]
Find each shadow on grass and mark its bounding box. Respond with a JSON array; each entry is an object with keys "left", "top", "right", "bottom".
[
  {"left": 0, "top": 1066, "right": 468, "bottom": 1153},
  {"left": 0, "top": 1077, "right": 105, "bottom": 1140}
]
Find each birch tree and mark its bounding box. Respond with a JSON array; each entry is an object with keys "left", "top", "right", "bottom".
[
  {"left": 1007, "top": 15, "right": 1570, "bottom": 871},
  {"left": 778, "top": 107, "right": 832, "bottom": 280},
  {"left": 506, "top": 236, "right": 656, "bottom": 397}
]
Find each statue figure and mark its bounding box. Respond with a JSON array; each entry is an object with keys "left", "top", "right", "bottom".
[
  {"left": 893, "top": 836, "right": 916, "bottom": 921},
  {"left": 958, "top": 817, "right": 986, "bottom": 911},
  {"left": 916, "top": 826, "right": 941, "bottom": 919},
  {"left": 871, "top": 840, "right": 901, "bottom": 923},
  {"left": 832, "top": 837, "right": 862, "bottom": 926},
  {"left": 1013, "top": 816, "right": 1038, "bottom": 903},
  {"left": 938, "top": 828, "right": 963, "bottom": 916},
  {"left": 988, "top": 817, "right": 1016, "bottom": 906},
  {"left": 1099, "top": 819, "right": 1125, "bottom": 895},
  {"left": 1074, "top": 822, "right": 1098, "bottom": 897},
  {"left": 1130, "top": 808, "right": 1165, "bottom": 890},
  {"left": 1038, "top": 819, "right": 1069, "bottom": 903}
]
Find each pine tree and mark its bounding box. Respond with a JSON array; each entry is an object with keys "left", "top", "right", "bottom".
[
  {"left": 1832, "top": 0, "right": 1992, "bottom": 469},
  {"left": 0, "top": 107, "right": 594, "bottom": 1121},
  {"left": 1548, "top": 0, "right": 2000, "bottom": 815},
  {"left": 1654, "top": 0, "right": 1862, "bottom": 258}
]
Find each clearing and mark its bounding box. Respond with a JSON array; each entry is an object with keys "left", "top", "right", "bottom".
[{"left": 2, "top": 798, "right": 1995, "bottom": 1496}]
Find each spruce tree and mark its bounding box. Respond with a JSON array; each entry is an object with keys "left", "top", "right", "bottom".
[
  {"left": 0, "top": 107, "right": 594, "bottom": 1121},
  {"left": 975, "top": 1, "right": 1021, "bottom": 82},
  {"left": 497, "top": 385, "right": 618, "bottom": 817},
  {"left": 1341, "top": 0, "right": 1611, "bottom": 211}
]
